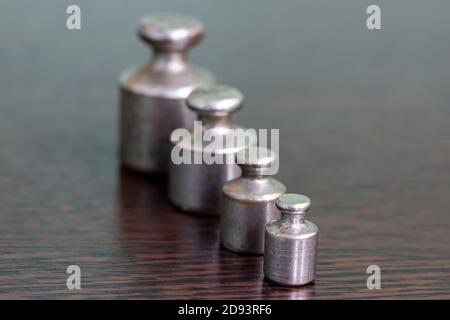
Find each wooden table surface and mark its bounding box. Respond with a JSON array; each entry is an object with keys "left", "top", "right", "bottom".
[{"left": 1, "top": 1, "right": 450, "bottom": 299}]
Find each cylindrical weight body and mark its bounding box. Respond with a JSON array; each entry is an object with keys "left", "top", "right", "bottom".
[
  {"left": 221, "top": 198, "right": 279, "bottom": 254},
  {"left": 120, "top": 90, "right": 196, "bottom": 173},
  {"left": 168, "top": 149, "right": 241, "bottom": 215},
  {"left": 264, "top": 217, "right": 318, "bottom": 286}
]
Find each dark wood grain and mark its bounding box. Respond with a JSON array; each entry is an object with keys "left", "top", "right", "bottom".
[{"left": 1, "top": 1, "right": 450, "bottom": 299}]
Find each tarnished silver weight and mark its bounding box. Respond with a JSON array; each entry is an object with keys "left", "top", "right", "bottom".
[
  {"left": 264, "top": 194, "right": 318, "bottom": 286},
  {"left": 221, "top": 147, "right": 286, "bottom": 255},
  {"left": 168, "top": 85, "right": 257, "bottom": 215},
  {"left": 119, "top": 14, "right": 215, "bottom": 174}
]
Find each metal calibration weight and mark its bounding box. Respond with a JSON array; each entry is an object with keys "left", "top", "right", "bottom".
[
  {"left": 264, "top": 194, "right": 319, "bottom": 286},
  {"left": 221, "top": 147, "right": 286, "bottom": 254},
  {"left": 119, "top": 14, "right": 215, "bottom": 174},
  {"left": 168, "top": 85, "right": 257, "bottom": 215}
]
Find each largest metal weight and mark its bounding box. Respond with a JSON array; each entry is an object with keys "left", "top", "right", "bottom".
[{"left": 119, "top": 14, "right": 215, "bottom": 174}]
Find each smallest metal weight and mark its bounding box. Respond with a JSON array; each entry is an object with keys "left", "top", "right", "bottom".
[{"left": 264, "top": 194, "right": 318, "bottom": 286}]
